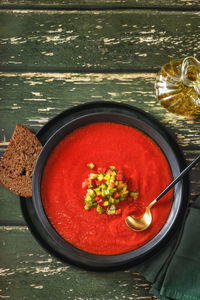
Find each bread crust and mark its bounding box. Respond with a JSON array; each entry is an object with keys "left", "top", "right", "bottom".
[{"left": 0, "top": 124, "right": 42, "bottom": 197}]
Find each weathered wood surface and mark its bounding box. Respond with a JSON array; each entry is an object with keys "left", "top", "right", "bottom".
[
  {"left": 1, "top": 2, "right": 200, "bottom": 300},
  {"left": 0, "top": 10, "right": 200, "bottom": 72},
  {"left": 1, "top": 0, "right": 200, "bottom": 9},
  {"left": 0, "top": 226, "right": 159, "bottom": 300},
  {"left": 1, "top": 72, "right": 200, "bottom": 148}
]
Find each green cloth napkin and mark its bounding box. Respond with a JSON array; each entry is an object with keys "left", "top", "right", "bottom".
[{"left": 136, "top": 196, "right": 200, "bottom": 300}]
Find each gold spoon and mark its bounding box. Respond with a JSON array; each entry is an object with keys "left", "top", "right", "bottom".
[{"left": 126, "top": 154, "right": 200, "bottom": 232}]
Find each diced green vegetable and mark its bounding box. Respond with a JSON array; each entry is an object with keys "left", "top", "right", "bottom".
[
  {"left": 85, "top": 194, "right": 92, "bottom": 201},
  {"left": 97, "top": 173, "right": 104, "bottom": 181},
  {"left": 88, "top": 189, "right": 95, "bottom": 197},
  {"left": 107, "top": 204, "right": 116, "bottom": 215},
  {"left": 104, "top": 174, "right": 110, "bottom": 181},
  {"left": 89, "top": 173, "right": 98, "bottom": 179},
  {"left": 88, "top": 162, "right": 95, "bottom": 169},
  {"left": 101, "top": 183, "right": 107, "bottom": 190},
  {"left": 130, "top": 192, "right": 139, "bottom": 199},
  {"left": 109, "top": 166, "right": 116, "bottom": 170},
  {"left": 97, "top": 204, "right": 104, "bottom": 214},
  {"left": 84, "top": 205, "right": 90, "bottom": 211},
  {"left": 109, "top": 197, "right": 115, "bottom": 204},
  {"left": 104, "top": 189, "right": 111, "bottom": 196}
]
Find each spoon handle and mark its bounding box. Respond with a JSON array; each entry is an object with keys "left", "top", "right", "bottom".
[{"left": 155, "top": 154, "right": 200, "bottom": 202}]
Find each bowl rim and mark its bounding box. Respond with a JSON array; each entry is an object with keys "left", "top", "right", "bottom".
[{"left": 23, "top": 102, "right": 190, "bottom": 270}]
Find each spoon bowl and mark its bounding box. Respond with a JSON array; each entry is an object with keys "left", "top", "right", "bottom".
[
  {"left": 126, "top": 200, "right": 156, "bottom": 232},
  {"left": 126, "top": 154, "right": 200, "bottom": 232}
]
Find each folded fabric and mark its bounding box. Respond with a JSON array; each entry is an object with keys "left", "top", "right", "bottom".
[{"left": 135, "top": 196, "right": 200, "bottom": 300}]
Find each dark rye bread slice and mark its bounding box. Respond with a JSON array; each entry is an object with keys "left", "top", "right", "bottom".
[{"left": 0, "top": 124, "right": 42, "bottom": 197}]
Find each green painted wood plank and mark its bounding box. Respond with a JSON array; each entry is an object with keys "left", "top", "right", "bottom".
[
  {"left": 0, "top": 226, "right": 157, "bottom": 300},
  {"left": 0, "top": 188, "right": 24, "bottom": 225},
  {"left": 0, "top": 10, "right": 199, "bottom": 72},
  {"left": 0, "top": 0, "right": 200, "bottom": 9},
  {"left": 1, "top": 72, "right": 200, "bottom": 150}
]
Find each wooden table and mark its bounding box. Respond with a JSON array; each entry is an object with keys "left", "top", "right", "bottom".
[{"left": 1, "top": 1, "right": 200, "bottom": 299}]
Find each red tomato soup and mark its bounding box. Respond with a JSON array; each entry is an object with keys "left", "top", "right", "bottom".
[{"left": 41, "top": 123, "right": 173, "bottom": 255}]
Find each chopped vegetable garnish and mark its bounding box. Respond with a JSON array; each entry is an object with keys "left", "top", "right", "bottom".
[
  {"left": 88, "top": 162, "right": 95, "bottom": 169},
  {"left": 82, "top": 164, "right": 139, "bottom": 215},
  {"left": 130, "top": 192, "right": 139, "bottom": 199}
]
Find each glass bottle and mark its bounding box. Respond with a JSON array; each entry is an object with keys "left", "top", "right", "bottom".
[{"left": 155, "top": 56, "right": 200, "bottom": 116}]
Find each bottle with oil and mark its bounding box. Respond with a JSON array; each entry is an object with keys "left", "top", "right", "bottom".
[{"left": 155, "top": 56, "right": 200, "bottom": 116}]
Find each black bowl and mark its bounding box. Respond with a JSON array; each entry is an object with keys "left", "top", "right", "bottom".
[{"left": 21, "top": 101, "right": 189, "bottom": 271}]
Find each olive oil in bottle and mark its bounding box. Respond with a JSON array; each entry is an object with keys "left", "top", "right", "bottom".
[{"left": 155, "top": 56, "right": 200, "bottom": 116}]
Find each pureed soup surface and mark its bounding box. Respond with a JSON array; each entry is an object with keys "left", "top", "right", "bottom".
[{"left": 41, "top": 123, "right": 173, "bottom": 255}]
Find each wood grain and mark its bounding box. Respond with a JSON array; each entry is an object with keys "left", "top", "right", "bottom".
[
  {"left": 0, "top": 4, "right": 200, "bottom": 299},
  {"left": 1, "top": 72, "right": 200, "bottom": 149},
  {"left": 0, "top": 226, "right": 158, "bottom": 300},
  {"left": 0, "top": 0, "right": 200, "bottom": 9},
  {"left": 0, "top": 10, "right": 200, "bottom": 72}
]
